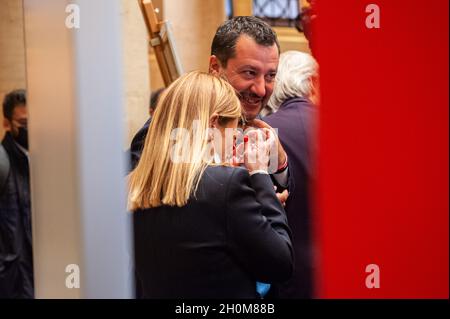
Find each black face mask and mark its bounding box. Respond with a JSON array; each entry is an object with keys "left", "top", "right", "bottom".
[{"left": 14, "top": 127, "right": 29, "bottom": 150}]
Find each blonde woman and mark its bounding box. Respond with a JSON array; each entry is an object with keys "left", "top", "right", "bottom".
[{"left": 129, "top": 71, "right": 293, "bottom": 299}]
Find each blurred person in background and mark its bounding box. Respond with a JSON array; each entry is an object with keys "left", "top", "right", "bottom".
[
  {"left": 0, "top": 89, "right": 34, "bottom": 298},
  {"left": 129, "top": 88, "right": 165, "bottom": 171},
  {"left": 263, "top": 51, "right": 319, "bottom": 298},
  {"left": 149, "top": 88, "right": 164, "bottom": 117}
]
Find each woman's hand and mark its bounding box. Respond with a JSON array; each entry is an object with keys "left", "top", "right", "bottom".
[
  {"left": 246, "top": 119, "right": 287, "bottom": 171},
  {"left": 243, "top": 129, "right": 270, "bottom": 173}
]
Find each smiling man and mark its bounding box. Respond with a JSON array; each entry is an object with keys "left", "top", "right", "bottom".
[
  {"left": 207, "top": 17, "right": 288, "bottom": 182},
  {"left": 209, "top": 19, "right": 279, "bottom": 122}
]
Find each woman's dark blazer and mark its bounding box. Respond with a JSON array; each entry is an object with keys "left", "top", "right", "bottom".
[{"left": 133, "top": 165, "right": 294, "bottom": 299}]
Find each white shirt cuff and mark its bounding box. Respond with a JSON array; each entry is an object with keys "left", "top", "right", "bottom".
[{"left": 249, "top": 169, "right": 269, "bottom": 176}]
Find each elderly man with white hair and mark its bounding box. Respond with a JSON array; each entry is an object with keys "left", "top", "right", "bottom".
[{"left": 263, "top": 50, "right": 319, "bottom": 299}]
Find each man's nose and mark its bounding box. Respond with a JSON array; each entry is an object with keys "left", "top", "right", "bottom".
[{"left": 250, "top": 76, "right": 266, "bottom": 98}]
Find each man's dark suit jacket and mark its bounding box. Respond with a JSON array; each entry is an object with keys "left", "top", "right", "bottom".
[
  {"left": 133, "top": 165, "right": 294, "bottom": 298},
  {"left": 129, "top": 118, "right": 151, "bottom": 172},
  {"left": 0, "top": 133, "right": 34, "bottom": 298},
  {"left": 264, "top": 96, "right": 317, "bottom": 299}
]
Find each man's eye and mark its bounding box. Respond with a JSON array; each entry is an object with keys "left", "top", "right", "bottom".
[
  {"left": 243, "top": 70, "right": 256, "bottom": 77},
  {"left": 266, "top": 73, "right": 276, "bottom": 82}
]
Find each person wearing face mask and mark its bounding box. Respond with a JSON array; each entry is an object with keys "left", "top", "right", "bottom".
[{"left": 0, "top": 89, "right": 34, "bottom": 299}]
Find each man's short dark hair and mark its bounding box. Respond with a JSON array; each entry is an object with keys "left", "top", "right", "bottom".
[
  {"left": 211, "top": 16, "right": 280, "bottom": 67},
  {"left": 3, "top": 89, "right": 26, "bottom": 120}
]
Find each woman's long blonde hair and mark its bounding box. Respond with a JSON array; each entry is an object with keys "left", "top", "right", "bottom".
[{"left": 128, "top": 71, "right": 241, "bottom": 210}]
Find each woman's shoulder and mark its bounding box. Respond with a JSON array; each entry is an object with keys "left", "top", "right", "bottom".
[
  {"left": 201, "top": 165, "right": 250, "bottom": 188},
  {"left": 204, "top": 165, "right": 248, "bottom": 178},
  {"left": 188, "top": 166, "right": 249, "bottom": 204}
]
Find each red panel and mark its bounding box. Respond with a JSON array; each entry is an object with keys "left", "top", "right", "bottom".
[{"left": 313, "top": 0, "right": 449, "bottom": 298}]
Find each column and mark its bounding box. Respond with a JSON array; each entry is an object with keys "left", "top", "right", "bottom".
[{"left": 24, "top": 0, "right": 132, "bottom": 298}]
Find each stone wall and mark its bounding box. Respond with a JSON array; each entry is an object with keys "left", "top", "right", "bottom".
[{"left": 0, "top": 0, "right": 27, "bottom": 138}]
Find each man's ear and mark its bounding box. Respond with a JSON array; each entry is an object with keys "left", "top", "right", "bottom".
[
  {"left": 309, "top": 76, "right": 320, "bottom": 105},
  {"left": 3, "top": 118, "right": 11, "bottom": 131},
  {"left": 209, "top": 55, "right": 222, "bottom": 75}
]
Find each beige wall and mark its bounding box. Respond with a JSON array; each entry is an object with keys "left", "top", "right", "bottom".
[
  {"left": 275, "top": 27, "right": 311, "bottom": 54},
  {"left": 121, "top": 0, "right": 151, "bottom": 146},
  {"left": 149, "top": 49, "right": 165, "bottom": 90},
  {"left": 163, "top": 0, "right": 225, "bottom": 73},
  {"left": 233, "top": 0, "right": 252, "bottom": 16},
  {"left": 0, "top": 0, "right": 27, "bottom": 138}
]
